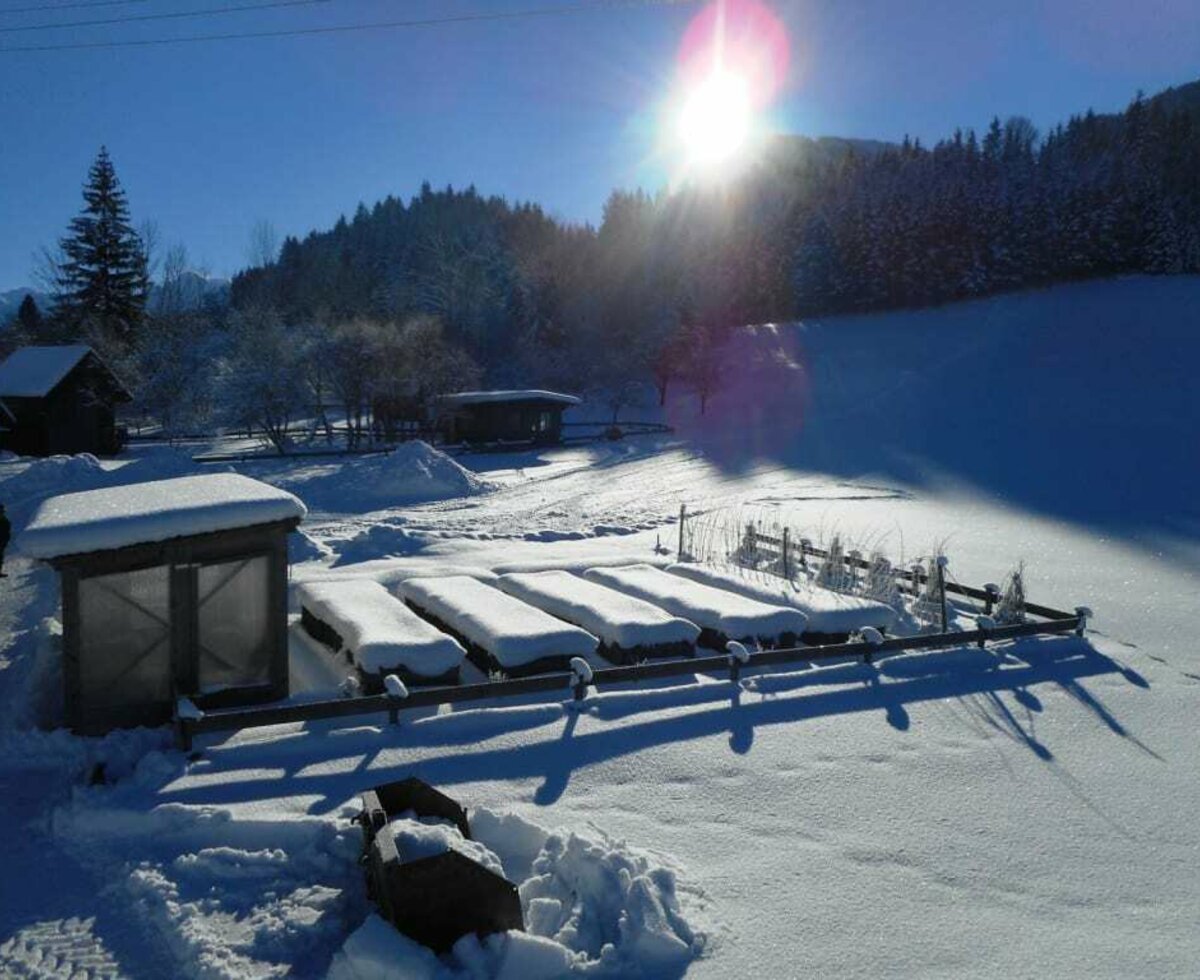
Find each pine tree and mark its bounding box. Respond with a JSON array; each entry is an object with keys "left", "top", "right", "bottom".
[
  {"left": 54, "top": 146, "right": 149, "bottom": 346},
  {"left": 16, "top": 294, "right": 43, "bottom": 338}
]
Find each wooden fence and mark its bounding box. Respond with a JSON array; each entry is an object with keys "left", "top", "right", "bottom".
[{"left": 177, "top": 599, "right": 1086, "bottom": 750}]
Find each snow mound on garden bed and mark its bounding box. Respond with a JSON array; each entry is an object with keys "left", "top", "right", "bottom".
[
  {"left": 296, "top": 580, "right": 465, "bottom": 676},
  {"left": 396, "top": 576, "right": 597, "bottom": 668},
  {"left": 329, "top": 806, "right": 705, "bottom": 978},
  {"left": 584, "top": 563, "right": 808, "bottom": 643},
  {"left": 270, "top": 442, "right": 495, "bottom": 513},
  {"left": 668, "top": 562, "right": 899, "bottom": 634},
  {"left": 496, "top": 570, "right": 700, "bottom": 651}
]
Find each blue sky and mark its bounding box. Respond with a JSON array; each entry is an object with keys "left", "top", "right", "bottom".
[{"left": 1, "top": 0, "right": 1198, "bottom": 290}]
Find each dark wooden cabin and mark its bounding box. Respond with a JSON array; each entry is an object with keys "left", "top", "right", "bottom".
[
  {"left": 437, "top": 390, "right": 581, "bottom": 446},
  {"left": 18, "top": 474, "right": 306, "bottom": 734},
  {"left": 0, "top": 345, "right": 131, "bottom": 457}
]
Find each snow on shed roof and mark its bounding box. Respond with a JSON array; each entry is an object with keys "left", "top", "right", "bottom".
[
  {"left": 440, "top": 389, "right": 581, "bottom": 408},
  {"left": 0, "top": 345, "right": 97, "bottom": 398},
  {"left": 18, "top": 473, "right": 306, "bottom": 560}
]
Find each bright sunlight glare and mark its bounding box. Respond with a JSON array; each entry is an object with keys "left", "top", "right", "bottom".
[{"left": 676, "top": 69, "right": 753, "bottom": 170}]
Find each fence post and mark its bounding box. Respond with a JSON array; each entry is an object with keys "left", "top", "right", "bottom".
[
  {"left": 677, "top": 504, "right": 687, "bottom": 561},
  {"left": 799, "top": 537, "right": 810, "bottom": 571},
  {"left": 781, "top": 527, "right": 791, "bottom": 580},
  {"left": 936, "top": 556, "right": 949, "bottom": 633}
]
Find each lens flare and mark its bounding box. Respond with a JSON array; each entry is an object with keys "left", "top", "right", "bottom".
[
  {"left": 665, "top": 0, "right": 791, "bottom": 181},
  {"left": 677, "top": 69, "right": 752, "bottom": 167}
]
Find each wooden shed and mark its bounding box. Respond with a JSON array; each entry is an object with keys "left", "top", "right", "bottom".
[
  {"left": 0, "top": 345, "right": 131, "bottom": 457},
  {"left": 437, "top": 390, "right": 581, "bottom": 446},
  {"left": 17, "top": 474, "right": 307, "bottom": 734}
]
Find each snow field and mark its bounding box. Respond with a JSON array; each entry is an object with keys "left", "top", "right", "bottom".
[
  {"left": 396, "top": 576, "right": 598, "bottom": 669},
  {"left": 495, "top": 571, "right": 701, "bottom": 652},
  {"left": 294, "top": 580, "right": 465, "bottom": 678},
  {"left": 667, "top": 561, "right": 899, "bottom": 634},
  {"left": 583, "top": 564, "right": 808, "bottom": 645}
]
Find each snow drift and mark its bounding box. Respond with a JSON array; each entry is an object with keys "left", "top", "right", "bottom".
[{"left": 264, "top": 442, "right": 495, "bottom": 514}]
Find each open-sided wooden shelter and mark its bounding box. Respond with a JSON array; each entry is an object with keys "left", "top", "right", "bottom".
[{"left": 437, "top": 390, "right": 580, "bottom": 446}]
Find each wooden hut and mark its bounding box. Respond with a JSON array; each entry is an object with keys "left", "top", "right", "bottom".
[
  {"left": 0, "top": 345, "right": 131, "bottom": 457},
  {"left": 437, "top": 390, "right": 581, "bottom": 446},
  {"left": 17, "top": 474, "right": 306, "bottom": 733}
]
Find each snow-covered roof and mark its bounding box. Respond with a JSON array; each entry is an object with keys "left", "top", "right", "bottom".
[
  {"left": 440, "top": 390, "right": 582, "bottom": 408},
  {"left": 0, "top": 345, "right": 97, "bottom": 398},
  {"left": 18, "top": 473, "right": 307, "bottom": 560}
]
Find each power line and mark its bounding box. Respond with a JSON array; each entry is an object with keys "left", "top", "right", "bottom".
[
  {"left": 1, "top": 0, "right": 693, "bottom": 52},
  {"left": 0, "top": 0, "right": 148, "bottom": 14},
  {"left": 1, "top": 0, "right": 328, "bottom": 32}
]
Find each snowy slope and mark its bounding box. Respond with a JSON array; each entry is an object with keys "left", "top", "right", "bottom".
[{"left": 1, "top": 277, "right": 1198, "bottom": 978}]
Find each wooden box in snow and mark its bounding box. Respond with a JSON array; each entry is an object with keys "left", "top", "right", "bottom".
[
  {"left": 17, "top": 474, "right": 307, "bottom": 734},
  {"left": 358, "top": 777, "right": 524, "bottom": 954}
]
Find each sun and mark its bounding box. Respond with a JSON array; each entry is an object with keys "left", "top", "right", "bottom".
[{"left": 676, "top": 69, "right": 754, "bottom": 171}]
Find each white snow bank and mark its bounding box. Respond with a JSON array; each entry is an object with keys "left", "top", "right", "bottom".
[
  {"left": 668, "top": 562, "right": 899, "bottom": 633},
  {"left": 585, "top": 563, "right": 808, "bottom": 642},
  {"left": 326, "top": 806, "right": 704, "bottom": 979},
  {"left": 397, "top": 576, "right": 597, "bottom": 668},
  {"left": 332, "top": 521, "right": 427, "bottom": 566},
  {"left": 264, "top": 442, "right": 495, "bottom": 514},
  {"left": 491, "top": 554, "right": 671, "bottom": 576},
  {"left": 17, "top": 474, "right": 306, "bottom": 560},
  {"left": 496, "top": 570, "right": 700, "bottom": 650},
  {"left": 441, "top": 390, "right": 581, "bottom": 407},
  {"left": 296, "top": 580, "right": 464, "bottom": 676},
  {"left": 328, "top": 915, "right": 443, "bottom": 980}
]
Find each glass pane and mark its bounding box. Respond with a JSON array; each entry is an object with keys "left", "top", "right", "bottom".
[
  {"left": 78, "top": 566, "right": 172, "bottom": 713},
  {"left": 197, "top": 555, "right": 271, "bottom": 693}
]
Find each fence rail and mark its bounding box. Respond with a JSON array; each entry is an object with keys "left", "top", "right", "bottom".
[{"left": 178, "top": 607, "right": 1084, "bottom": 749}]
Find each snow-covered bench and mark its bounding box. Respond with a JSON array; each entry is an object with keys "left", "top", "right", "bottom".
[
  {"left": 296, "top": 580, "right": 466, "bottom": 688},
  {"left": 667, "top": 563, "right": 899, "bottom": 640},
  {"left": 396, "top": 575, "right": 598, "bottom": 677},
  {"left": 495, "top": 570, "right": 700, "bottom": 663},
  {"left": 583, "top": 564, "right": 808, "bottom": 649}
]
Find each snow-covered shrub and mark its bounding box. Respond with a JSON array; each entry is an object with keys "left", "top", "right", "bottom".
[
  {"left": 911, "top": 555, "right": 948, "bottom": 629},
  {"left": 816, "top": 536, "right": 851, "bottom": 592},
  {"left": 864, "top": 552, "right": 901, "bottom": 608},
  {"left": 994, "top": 564, "right": 1027, "bottom": 624}
]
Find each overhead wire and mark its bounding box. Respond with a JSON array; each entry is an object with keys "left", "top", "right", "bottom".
[
  {"left": 0, "top": 0, "right": 693, "bottom": 52},
  {"left": 0, "top": 0, "right": 329, "bottom": 33}
]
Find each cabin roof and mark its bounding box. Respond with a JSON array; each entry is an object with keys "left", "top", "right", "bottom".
[
  {"left": 0, "top": 344, "right": 129, "bottom": 400},
  {"left": 440, "top": 389, "right": 581, "bottom": 408},
  {"left": 18, "top": 473, "right": 306, "bottom": 560}
]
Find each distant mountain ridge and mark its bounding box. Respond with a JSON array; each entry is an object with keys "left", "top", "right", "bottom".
[{"left": 0, "top": 274, "right": 230, "bottom": 323}]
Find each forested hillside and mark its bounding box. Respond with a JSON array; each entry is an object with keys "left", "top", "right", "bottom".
[{"left": 231, "top": 82, "right": 1200, "bottom": 398}]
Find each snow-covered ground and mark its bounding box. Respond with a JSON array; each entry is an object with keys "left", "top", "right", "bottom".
[{"left": 1, "top": 277, "right": 1199, "bottom": 978}]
